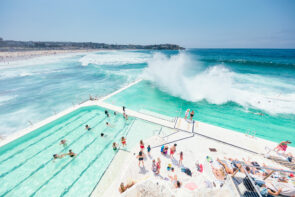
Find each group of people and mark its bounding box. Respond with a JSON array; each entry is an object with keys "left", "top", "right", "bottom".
[
  {"left": 184, "top": 109, "right": 195, "bottom": 121},
  {"left": 53, "top": 148, "right": 77, "bottom": 160},
  {"left": 207, "top": 155, "right": 295, "bottom": 196}
]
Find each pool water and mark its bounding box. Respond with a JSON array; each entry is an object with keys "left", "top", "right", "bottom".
[{"left": 0, "top": 106, "right": 134, "bottom": 197}]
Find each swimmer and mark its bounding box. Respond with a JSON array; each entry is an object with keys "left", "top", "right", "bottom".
[
  {"left": 53, "top": 154, "right": 65, "bottom": 160},
  {"left": 106, "top": 122, "right": 114, "bottom": 127},
  {"left": 113, "top": 142, "right": 118, "bottom": 151},
  {"left": 100, "top": 133, "right": 105, "bottom": 137},
  {"left": 114, "top": 111, "right": 117, "bottom": 116},
  {"left": 85, "top": 125, "right": 91, "bottom": 131},
  {"left": 105, "top": 110, "right": 109, "bottom": 117},
  {"left": 67, "top": 149, "right": 77, "bottom": 158},
  {"left": 123, "top": 112, "right": 128, "bottom": 120},
  {"left": 60, "top": 139, "right": 67, "bottom": 147}
]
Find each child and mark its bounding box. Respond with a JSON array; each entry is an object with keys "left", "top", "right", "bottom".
[{"left": 179, "top": 151, "right": 183, "bottom": 166}]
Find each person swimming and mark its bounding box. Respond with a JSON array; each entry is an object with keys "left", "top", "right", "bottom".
[
  {"left": 85, "top": 125, "right": 91, "bottom": 131},
  {"left": 114, "top": 111, "right": 117, "bottom": 116},
  {"left": 67, "top": 149, "right": 77, "bottom": 158},
  {"left": 60, "top": 139, "right": 67, "bottom": 147},
  {"left": 106, "top": 122, "right": 114, "bottom": 127},
  {"left": 105, "top": 110, "right": 109, "bottom": 117},
  {"left": 113, "top": 142, "right": 118, "bottom": 150},
  {"left": 100, "top": 133, "right": 105, "bottom": 137},
  {"left": 53, "top": 154, "right": 65, "bottom": 160}
]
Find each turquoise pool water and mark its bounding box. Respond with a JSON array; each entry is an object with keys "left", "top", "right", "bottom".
[
  {"left": 106, "top": 80, "right": 295, "bottom": 146},
  {"left": 0, "top": 106, "right": 134, "bottom": 197}
]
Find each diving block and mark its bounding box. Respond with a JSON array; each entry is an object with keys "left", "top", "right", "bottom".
[{"left": 174, "top": 118, "right": 194, "bottom": 133}]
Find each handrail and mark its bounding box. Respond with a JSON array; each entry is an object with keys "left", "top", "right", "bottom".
[{"left": 241, "top": 165, "right": 263, "bottom": 197}]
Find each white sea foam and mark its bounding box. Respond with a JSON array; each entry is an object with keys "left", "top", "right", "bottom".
[
  {"left": 0, "top": 53, "right": 82, "bottom": 69},
  {"left": 79, "top": 51, "right": 151, "bottom": 66},
  {"left": 143, "top": 52, "right": 295, "bottom": 114}
]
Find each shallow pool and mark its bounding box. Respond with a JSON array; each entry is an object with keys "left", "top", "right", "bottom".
[{"left": 0, "top": 106, "right": 134, "bottom": 197}]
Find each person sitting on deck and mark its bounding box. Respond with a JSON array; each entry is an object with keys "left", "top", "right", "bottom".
[
  {"left": 119, "top": 181, "right": 135, "bottom": 193},
  {"left": 168, "top": 175, "right": 182, "bottom": 188}
]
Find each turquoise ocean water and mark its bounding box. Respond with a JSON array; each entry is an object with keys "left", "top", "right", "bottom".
[{"left": 0, "top": 49, "right": 294, "bottom": 145}]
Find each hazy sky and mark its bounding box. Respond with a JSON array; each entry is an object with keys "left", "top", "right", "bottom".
[{"left": 1, "top": 0, "right": 295, "bottom": 48}]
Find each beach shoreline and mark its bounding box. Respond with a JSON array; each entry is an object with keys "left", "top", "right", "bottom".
[{"left": 0, "top": 49, "right": 100, "bottom": 63}]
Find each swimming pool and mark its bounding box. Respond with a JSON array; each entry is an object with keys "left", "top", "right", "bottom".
[{"left": 0, "top": 106, "right": 134, "bottom": 197}]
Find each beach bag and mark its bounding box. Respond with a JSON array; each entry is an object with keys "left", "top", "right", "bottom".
[{"left": 181, "top": 168, "right": 192, "bottom": 176}]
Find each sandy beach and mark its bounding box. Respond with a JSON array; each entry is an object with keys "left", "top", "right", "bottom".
[{"left": 0, "top": 49, "right": 100, "bottom": 63}]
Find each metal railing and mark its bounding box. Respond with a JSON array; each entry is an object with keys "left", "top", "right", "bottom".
[{"left": 232, "top": 162, "right": 295, "bottom": 197}]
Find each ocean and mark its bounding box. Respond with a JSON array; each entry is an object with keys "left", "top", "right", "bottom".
[{"left": 0, "top": 49, "right": 294, "bottom": 145}]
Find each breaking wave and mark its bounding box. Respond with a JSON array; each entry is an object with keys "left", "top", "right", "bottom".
[
  {"left": 143, "top": 52, "right": 295, "bottom": 114},
  {"left": 79, "top": 51, "right": 151, "bottom": 66}
]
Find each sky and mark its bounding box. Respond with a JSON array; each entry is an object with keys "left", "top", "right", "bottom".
[{"left": 0, "top": 0, "right": 295, "bottom": 48}]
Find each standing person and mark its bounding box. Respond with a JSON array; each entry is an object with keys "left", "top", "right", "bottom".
[
  {"left": 190, "top": 110, "right": 195, "bottom": 121},
  {"left": 140, "top": 140, "right": 145, "bottom": 150},
  {"left": 156, "top": 158, "right": 161, "bottom": 174},
  {"left": 184, "top": 109, "right": 190, "bottom": 120},
  {"left": 137, "top": 150, "right": 145, "bottom": 167},
  {"left": 122, "top": 106, "right": 126, "bottom": 112},
  {"left": 274, "top": 140, "right": 291, "bottom": 153},
  {"left": 170, "top": 144, "right": 177, "bottom": 158},
  {"left": 179, "top": 151, "right": 183, "bottom": 166},
  {"left": 114, "top": 111, "right": 117, "bottom": 116},
  {"left": 152, "top": 159, "right": 157, "bottom": 173},
  {"left": 121, "top": 137, "right": 126, "bottom": 147},
  {"left": 147, "top": 145, "right": 151, "bottom": 156}
]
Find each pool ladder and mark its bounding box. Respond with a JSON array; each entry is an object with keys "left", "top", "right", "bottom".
[{"left": 245, "top": 130, "right": 256, "bottom": 138}]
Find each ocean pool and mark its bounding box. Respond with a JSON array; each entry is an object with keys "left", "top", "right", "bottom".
[
  {"left": 0, "top": 106, "right": 135, "bottom": 197},
  {"left": 105, "top": 80, "right": 295, "bottom": 146}
]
